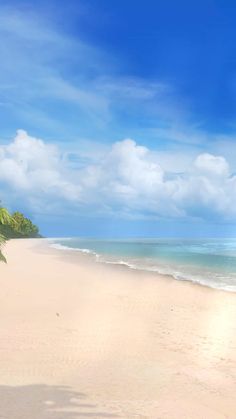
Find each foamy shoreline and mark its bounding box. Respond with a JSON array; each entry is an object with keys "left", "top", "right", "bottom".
[
  {"left": 48, "top": 238, "right": 236, "bottom": 293},
  {"left": 0, "top": 238, "right": 236, "bottom": 418}
]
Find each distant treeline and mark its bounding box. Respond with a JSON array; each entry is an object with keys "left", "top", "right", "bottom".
[
  {"left": 0, "top": 208, "right": 40, "bottom": 239},
  {"left": 0, "top": 207, "right": 40, "bottom": 262}
]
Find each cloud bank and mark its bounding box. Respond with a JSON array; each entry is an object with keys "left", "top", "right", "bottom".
[{"left": 0, "top": 130, "right": 235, "bottom": 222}]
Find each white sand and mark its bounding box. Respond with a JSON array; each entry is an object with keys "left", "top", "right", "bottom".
[{"left": 0, "top": 238, "right": 236, "bottom": 418}]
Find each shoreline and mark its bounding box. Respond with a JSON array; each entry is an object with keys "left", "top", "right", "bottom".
[
  {"left": 47, "top": 238, "right": 236, "bottom": 294},
  {"left": 0, "top": 238, "right": 236, "bottom": 418}
]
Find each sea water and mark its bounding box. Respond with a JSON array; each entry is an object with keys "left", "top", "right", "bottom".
[{"left": 49, "top": 238, "right": 236, "bottom": 292}]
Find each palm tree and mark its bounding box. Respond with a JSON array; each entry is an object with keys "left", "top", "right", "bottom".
[
  {"left": 0, "top": 234, "right": 6, "bottom": 262},
  {"left": 0, "top": 207, "right": 12, "bottom": 225},
  {"left": 0, "top": 207, "right": 12, "bottom": 263}
]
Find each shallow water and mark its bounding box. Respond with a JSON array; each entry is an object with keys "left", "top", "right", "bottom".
[{"left": 50, "top": 238, "right": 236, "bottom": 292}]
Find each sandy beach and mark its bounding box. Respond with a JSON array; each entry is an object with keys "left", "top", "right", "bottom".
[{"left": 0, "top": 239, "right": 236, "bottom": 418}]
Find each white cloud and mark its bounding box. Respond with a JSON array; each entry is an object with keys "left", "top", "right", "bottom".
[
  {"left": 0, "top": 130, "right": 81, "bottom": 201},
  {"left": 0, "top": 130, "right": 236, "bottom": 222},
  {"left": 194, "top": 153, "right": 229, "bottom": 178}
]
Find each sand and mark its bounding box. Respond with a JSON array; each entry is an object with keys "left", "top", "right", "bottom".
[{"left": 0, "top": 239, "right": 236, "bottom": 418}]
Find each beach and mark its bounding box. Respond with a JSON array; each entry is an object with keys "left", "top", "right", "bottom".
[{"left": 0, "top": 239, "right": 236, "bottom": 418}]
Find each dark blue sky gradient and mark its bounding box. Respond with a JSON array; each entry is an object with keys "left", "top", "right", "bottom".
[{"left": 69, "top": 0, "right": 236, "bottom": 132}]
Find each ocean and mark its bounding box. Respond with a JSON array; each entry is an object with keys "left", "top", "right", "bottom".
[{"left": 49, "top": 238, "right": 236, "bottom": 292}]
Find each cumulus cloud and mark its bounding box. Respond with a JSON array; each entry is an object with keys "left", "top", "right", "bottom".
[
  {"left": 0, "top": 130, "right": 235, "bottom": 221},
  {"left": 0, "top": 130, "right": 81, "bottom": 202},
  {"left": 194, "top": 153, "right": 229, "bottom": 178}
]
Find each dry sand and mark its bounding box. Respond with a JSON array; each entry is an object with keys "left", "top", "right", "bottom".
[{"left": 0, "top": 239, "right": 236, "bottom": 418}]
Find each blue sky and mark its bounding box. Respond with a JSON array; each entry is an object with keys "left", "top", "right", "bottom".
[{"left": 0, "top": 0, "right": 236, "bottom": 237}]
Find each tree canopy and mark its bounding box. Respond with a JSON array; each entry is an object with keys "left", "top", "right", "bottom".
[{"left": 0, "top": 207, "right": 40, "bottom": 262}]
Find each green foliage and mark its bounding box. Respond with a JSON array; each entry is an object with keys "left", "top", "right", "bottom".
[
  {"left": 0, "top": 207, "right": 12, "bottom": 225},
  {"left": 0, "top": 208, "right": 11, "bottom": 262},
  {"left": 10, "top": 212, "right": 39, "bottom": 238},
  {"left": 0, "top": 206, "right": 40, "bottom": 262},
  {"left": 0, "top": 211, "right": 39, "bottom": 239},
  {"left": 0, "top": 233, "right": 6, "bottom": 263}
]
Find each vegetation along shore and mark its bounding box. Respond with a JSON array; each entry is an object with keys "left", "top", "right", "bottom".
[{"left": 0, "top": 206, "right": 40, "bottom": 262}]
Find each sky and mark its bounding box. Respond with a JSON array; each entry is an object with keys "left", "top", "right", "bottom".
[{"left": 0, "top": 0, "right": 236, "bottom": 237}]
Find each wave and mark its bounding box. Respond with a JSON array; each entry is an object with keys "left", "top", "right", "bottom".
[
  {"left": 49, "top": 240, "right": 236, "bottom": 292},
  {"left": 50, "top": 242, "right": 98, "bottom": 256},
  {"left": 97, "top": 257, "right": 236, "bottom": 292}
]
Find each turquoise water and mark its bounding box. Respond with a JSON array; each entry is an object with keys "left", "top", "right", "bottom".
[{"left": 50, "top": 238, "right": 236, "bottom": 291}]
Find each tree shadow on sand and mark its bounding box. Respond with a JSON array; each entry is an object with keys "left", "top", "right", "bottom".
[{"left": 0, "top": 384, "right": 120, "bottom": 418}]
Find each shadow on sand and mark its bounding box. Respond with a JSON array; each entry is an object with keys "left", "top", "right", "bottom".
[{"left": 0, "top": 384, "right": 120, "bottom": 418}]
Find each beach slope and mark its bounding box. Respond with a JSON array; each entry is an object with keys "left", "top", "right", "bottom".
[{"left": 0, "top": 239, "right": 236, "bottom": 418}]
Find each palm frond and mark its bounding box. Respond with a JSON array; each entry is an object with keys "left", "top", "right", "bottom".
[
  {"left": 0, "top": 250, "right": 6, "bottom": 263},
  {"left": 0, "top": 233, "right": 6, "bottom": 243},
  {"left": 0, "top": 233, "right": 6, "bottom": 263},
  {"left": 0, "top": 208, "right": 11, "bottom": 264},
  {"left": 0, "top": 208, "right": 12, "bottom": 225}
]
